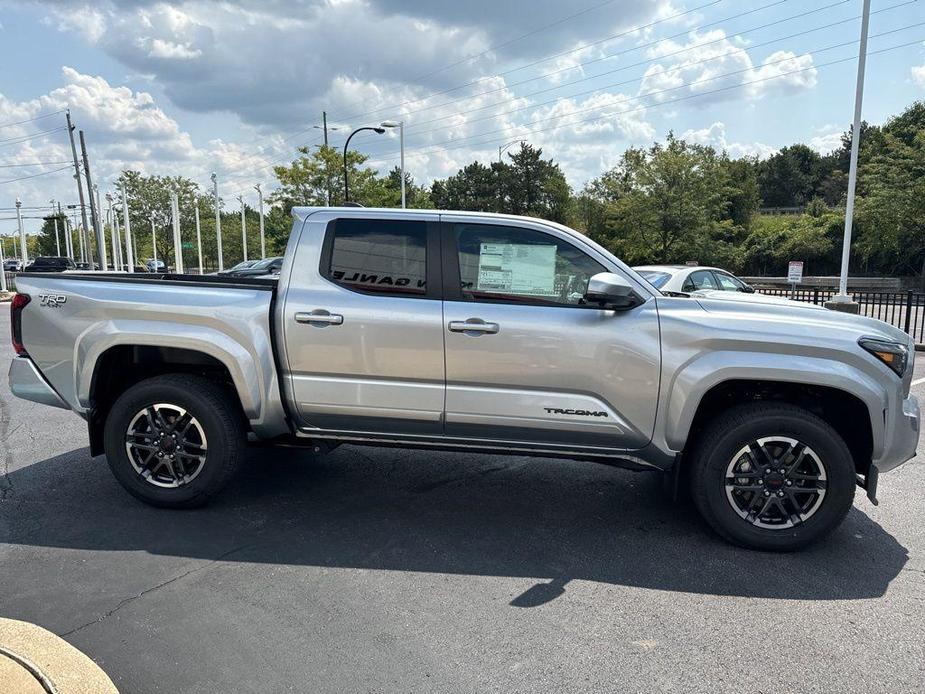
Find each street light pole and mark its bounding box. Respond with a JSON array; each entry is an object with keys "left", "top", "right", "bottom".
[
  {"left": 151, "top": 217, "right": 157, "bottom": 271},
  {"left": 120, "top": 187, "right": 134, "bottom": 272},
  {"left": 237, "top": 194, "right": 248, "bottom": 263},
  {"left": 50, "top": 199, "right": 61, "bottom": 257},
  {"left": 381, "top": 121, "right": 405, "bottom": 208},
  {"left": 170, "top": 191, "right": 183, "bottom": 273},
  {"left": 343, "top": 126, "right": 385, "bottom": 203},
  {"left": 212, "top": 172, "right": 223, "bottom": 271},
  {"left": 255, "top": 183, "right": 265, "bottom": 259},
  {"left": 194, "top": 203, "right": 203, "bottom": 275},
  {"left": 15, "top": 197, "right": 27, "bottom": 266},
  {"left": 832, "top": 0, "right": 871, "bottom": 309}
]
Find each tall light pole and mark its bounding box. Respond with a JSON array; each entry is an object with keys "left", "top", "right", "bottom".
[
  {"left": 831, "top": 0, "right": 871, "bottom": 312},
  {"left": 15, "top": 198, "right": 27, "bottom": 266},
  {"left": 93, "top": 183, "right": 108, "bottom": 269},
  {"left": 120, "top": 186, "right": 134, "bottom": 272},
  {"left": 237, "top": 194, "right": 248, "bottom": 262},
  {"left": 170, "top": 191, "right": 183, "bottom": 273},
  {"left": 150, "top": 217, "right": 158, "bottom": 271},
  {"left": 381, "top": 120, "right": 405, "bottom": 208},
  {"left": 49, "top": 199, "right": 61, "bottom": 257},
  {"left": 59, "top": 201, "right": 73, "bottom": 259},
  {"left": 194, "top": 202, "right": 203, "bottom": 275},
  {"left": 254, "top": 184, "right": 265, "bottom": 259},
  {"left": 106, "top": 193, "right": 122, "bottom": 270},
  {"left": 212, "top": 172, "right": 223, "bottom": 271},
  {"left": 343, "top": 126, "right": 385, "bottom": 203}
]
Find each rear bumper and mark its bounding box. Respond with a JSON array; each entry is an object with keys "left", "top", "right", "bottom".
[
  {"left": 874, "top": 393, "right": 919, "bottom": 475},
  {"left": 7, "top": 356, "right": 69, "bottom": 409}
]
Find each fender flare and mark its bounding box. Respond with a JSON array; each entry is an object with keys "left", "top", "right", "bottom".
[
  {"left": 75, "top": 319, "right": 264, "bottom": 419},
  {"left": 663, "top": 350, "right": 886, "bottom": 458}
]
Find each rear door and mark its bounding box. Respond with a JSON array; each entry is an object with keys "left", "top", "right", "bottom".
[
  {"left": 281, "top": 214, "right": 445, "bottom": 436},
  {"left": 440, "top": 216, "right": 661, "bottom": 452}
]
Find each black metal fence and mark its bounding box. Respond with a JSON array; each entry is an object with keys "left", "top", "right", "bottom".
[{"left": 758, "top": 287, "right": 925, "bottom": 344}]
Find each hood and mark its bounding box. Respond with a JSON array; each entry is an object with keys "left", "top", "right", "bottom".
[
  {"left": 691, "top": 289, "right": 820, "bottom": 309},
  {"left": 693, "top": 292, "right": 911, "bottom": 346}
]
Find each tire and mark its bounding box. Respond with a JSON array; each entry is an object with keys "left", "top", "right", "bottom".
[
  {"left": 103, "top": 374, "right": 245, "bottom": 508},
  {"left": 689, "top": 402, "right": 856, "bottom": 551}
]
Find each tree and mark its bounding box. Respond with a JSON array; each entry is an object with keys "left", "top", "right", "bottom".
[{"left": 271, "top": 144, "right": 383, "bottom": 211}]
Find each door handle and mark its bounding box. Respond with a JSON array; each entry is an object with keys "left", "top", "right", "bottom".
[
  {"left": 448, "top": 319, "right": 499, "bottom": 334},
  {"left": 295, "top": 310, "right": 344, "bottom": 326}
]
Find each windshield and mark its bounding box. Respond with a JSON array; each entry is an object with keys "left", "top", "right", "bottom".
[{"left": 636, "top": 270, "right": 672, "bottom": 289}]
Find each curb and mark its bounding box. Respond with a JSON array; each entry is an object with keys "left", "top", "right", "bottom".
[{"left": 0, "top": 619, "right": 118, "bottom": 694}]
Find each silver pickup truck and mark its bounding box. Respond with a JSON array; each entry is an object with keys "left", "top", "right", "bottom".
[{"left": 8, "top": 207, "right": 920, "bottom": 550}]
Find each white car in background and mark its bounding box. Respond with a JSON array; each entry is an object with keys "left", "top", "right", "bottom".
[{"left": 634, "top": 264, "right": 760, "bottom": 293}]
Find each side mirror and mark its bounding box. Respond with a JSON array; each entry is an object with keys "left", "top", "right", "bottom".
[
  {"left": 741, "top": 284, "right": 755, "bottom": 294},
  {"left": 584, "top": 272, "right": 645, "bottom": 311}
]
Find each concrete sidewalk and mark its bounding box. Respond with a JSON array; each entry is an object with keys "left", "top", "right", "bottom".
[{"left": 0, "top": 619, "right": 117, "bottom": 693}]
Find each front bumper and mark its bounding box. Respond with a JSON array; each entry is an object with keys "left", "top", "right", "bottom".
[
  {"left": 7, "top": 356, "right": 69, "bottom": 409},
  {"left": 874, "top": 393, "right": 919, "bottom": 475}
]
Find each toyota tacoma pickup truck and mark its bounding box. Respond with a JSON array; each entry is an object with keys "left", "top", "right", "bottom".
[{"left": 8, "top": 207, "right": 920, "bottom": 551}]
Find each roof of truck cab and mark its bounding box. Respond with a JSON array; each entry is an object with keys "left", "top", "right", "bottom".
[{"left": 290, "top": 206, "right": 566, "bottom": 228}]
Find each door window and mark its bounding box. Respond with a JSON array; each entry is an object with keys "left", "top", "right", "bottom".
[
  {"left": 682, "top": 270, "right": 719, "bottom": 292},
  {"left": 452, "top": 223, "right": 606, "bottom": 307},
  {"left": 323, "top": 218, "right": 428, "bottom": 296},
  {"left": 713, "top": 271, "right": 746, "bottom": 291}
]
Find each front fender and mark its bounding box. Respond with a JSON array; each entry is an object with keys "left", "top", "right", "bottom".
[
  {"left": 663, "top": 350, "right": 886, "bottom": 458},
  {"left": 75, "top": 319, "right": 264, "bottom": 419}
]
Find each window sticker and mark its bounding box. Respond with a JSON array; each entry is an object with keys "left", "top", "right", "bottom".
[{"left": 477, "top": 243, "right": 556, "bottom": 296}]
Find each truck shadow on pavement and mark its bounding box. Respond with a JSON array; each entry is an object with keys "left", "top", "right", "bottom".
[{"left": 1, "top": 444, "right": 909, "bottom": 606}]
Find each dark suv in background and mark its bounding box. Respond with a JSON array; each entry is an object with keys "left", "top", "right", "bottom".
[{"left": 23, "top": 256, "right": 77, "bottom": 272}]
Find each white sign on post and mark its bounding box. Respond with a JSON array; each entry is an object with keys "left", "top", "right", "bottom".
[{"left": 787, "top": 261, "right": 804, "bottom": 284}]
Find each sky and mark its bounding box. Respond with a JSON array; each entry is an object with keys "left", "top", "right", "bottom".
[{"left": 1, "top": 0, "right": 924, "bottom": 240}]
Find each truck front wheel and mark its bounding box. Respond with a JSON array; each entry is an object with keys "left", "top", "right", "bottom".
[
  {"left": 102, "top": 374, "right": 245, "bottom": 508},
  {"left": 689, "top": 402, "right": 857, "bottom": 551}
]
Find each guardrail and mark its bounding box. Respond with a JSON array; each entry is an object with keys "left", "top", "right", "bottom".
[{"left": 758, "top": 288, "right": 925, "bottom": 344}]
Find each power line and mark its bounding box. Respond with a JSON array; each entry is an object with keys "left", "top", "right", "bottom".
[
  {"left": 378, "top": 0, "right": 891, "bottom": 136},
  {"left": 0, "top": 110, "right": 65, "bottom": 130},
  {"left": 410, "top": 0, "right": 636, "bottom": 83},
  {"left": 0, "top": 126, "right": 68, "bottom": 147},
  {"left": 364, "top": 13, "right": 924, "bottom": 150},
  {"left": 334, "top": 0, "right": 792, "bottom": 125},
  {"left": 0, "top": 165, "right": 72, "bottom": 185},
  {"left": 0, "top": 160, "right": 72, "bottom": 168},
  {"left": 366, "top": 38, "right": 923, "bottom": 162}
]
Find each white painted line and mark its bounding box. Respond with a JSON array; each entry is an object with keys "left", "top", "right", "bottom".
[{"left": 912, "top": 377, "right": 925, "bottom": 387}]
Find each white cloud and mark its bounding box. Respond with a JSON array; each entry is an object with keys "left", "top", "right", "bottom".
[
  {"left": 913, "top": 64, "right": 925, "bottom": 88},
  {"left": 680, "top": 122, "right": 776, "bottom": 159},
  {"left": 639, "top": 31, "right": 817, "bottom": 106}
]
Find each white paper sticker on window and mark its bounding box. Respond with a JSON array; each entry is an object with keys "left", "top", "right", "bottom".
[{"left": 477, "top": 243, "right": 556, "bottom": 296}]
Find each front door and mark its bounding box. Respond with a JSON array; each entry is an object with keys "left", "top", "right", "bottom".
[
  {"left": 441, "top": 217, "right": 661, "bottom": 452},
  {"left": 282, "top": 214, "right": 445, "bottom": 436}
]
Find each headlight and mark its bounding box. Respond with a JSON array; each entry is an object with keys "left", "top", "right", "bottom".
[{"left": 859, "top": 337, "right": 909, "bottom": 377}]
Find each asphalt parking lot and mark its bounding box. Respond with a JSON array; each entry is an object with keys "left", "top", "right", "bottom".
[{"left": 1, "top": 303, "right": 923, "bottom": 694}]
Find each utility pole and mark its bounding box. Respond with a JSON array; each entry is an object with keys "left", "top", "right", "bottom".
[
  {"left": 120, "top": 188, "right": 135, "bottom": 272},
  {"left": 79, "top": 131, "right": 106, "bottom": 270},
  {"left": 15, "top": 198, "right": 27, "bottom": 266},
  {"left": 194, "top": 203, "right": 203, "bottom": 275},
  {"left": 65, "top": 110, "right": 90, "bottom": 236},
  {"left": 255, "top": 183, "right": 265, "bottom": 259},
  {"left": 237, "top": 194, "right": 248, "bottom": 262},
  {"left": 830, "top": 0, "right": 871, "bottom": 313},
  {"left": 323, "top": 111, "right": 329, "bottom": 145},
  {"left": 212, "top": 173, "right": 223, "bottom": 271},
  {"left": 170, "top": 191, "right": 183, "bottom": 273}
]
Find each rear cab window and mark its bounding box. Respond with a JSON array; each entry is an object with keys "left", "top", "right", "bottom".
[{"left": 320, "top": 217, "right": 439, "bottom": 298}]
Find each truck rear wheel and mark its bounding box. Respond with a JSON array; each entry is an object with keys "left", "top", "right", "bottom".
[
  {"left": 689, "top": 402, "right": 856, "bottom": 551},
  {"left": 103, "top": 374, "right": 245, "bottom": 508}
]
